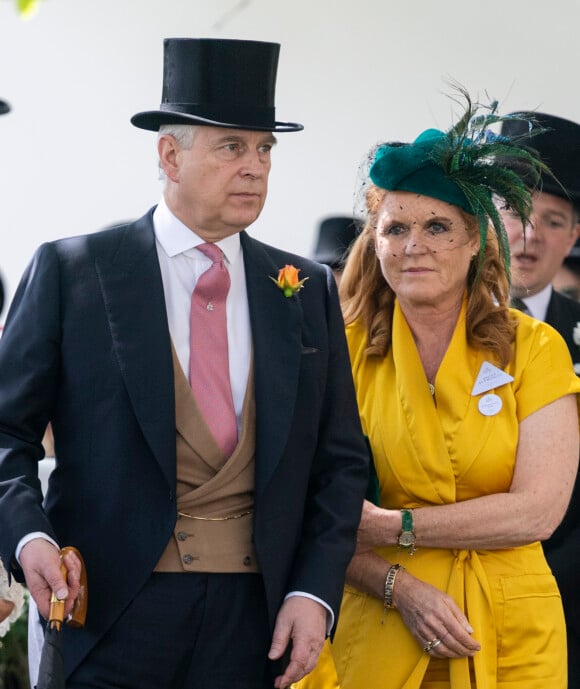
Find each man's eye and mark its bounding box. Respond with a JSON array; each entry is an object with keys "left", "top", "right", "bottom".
[{"left": 259, "top": 144, "right": 273, "bottom": 154}]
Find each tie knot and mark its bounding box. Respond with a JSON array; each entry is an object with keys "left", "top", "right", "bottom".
[
  {"left": 510, "top": 296, "right": 531, "bottom": 315},
  {"left": 196, "top": 243, "right": 224, "bottom": 264}
]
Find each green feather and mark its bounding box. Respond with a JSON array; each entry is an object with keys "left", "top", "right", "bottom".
[{"left": 426, "top": 84, "right": 553, "bottom": 280}]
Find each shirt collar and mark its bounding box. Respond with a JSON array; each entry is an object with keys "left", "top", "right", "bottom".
[
  {"left": 152, "top": 196, "right": 242, "bottom": 265},
  {"left": 520, "top": 283, "right": 552, "bottom": 321}
]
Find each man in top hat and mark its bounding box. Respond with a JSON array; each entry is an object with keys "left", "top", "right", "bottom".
[
  {"left": 311, "top": 215, "right": 360, "bottom": 286},
  {"left": 0, "top": 38, "right": 368, "bottom": 689},
  {"left": 499, "top": 111, "right": 580, "bottom": 688}
]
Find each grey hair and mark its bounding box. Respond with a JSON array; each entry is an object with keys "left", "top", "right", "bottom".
[
  {"left": 157, "top": 124, "right": 198, "bottom": 179},
  {"left": 157, "top": 123, "right": 198, "bottom": 149}
]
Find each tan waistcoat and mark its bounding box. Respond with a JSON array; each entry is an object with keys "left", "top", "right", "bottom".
[{"left": 155, "top": 347, "right": 259, "bottom": 573}]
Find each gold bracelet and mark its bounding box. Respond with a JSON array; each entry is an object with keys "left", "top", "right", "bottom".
[{"left": 383, "top": 563, "right": 404, "bottom": 613}]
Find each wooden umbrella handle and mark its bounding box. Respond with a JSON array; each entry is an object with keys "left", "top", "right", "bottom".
[{"left": 48, "top": 546, "right": 88, "bottom": 629}]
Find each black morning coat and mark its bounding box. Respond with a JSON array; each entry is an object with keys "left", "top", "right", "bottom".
[{"left": 0, "top": 208, "right": 369, "bottom": 678}]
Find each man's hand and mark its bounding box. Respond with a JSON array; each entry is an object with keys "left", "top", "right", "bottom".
[
  {"left": 19, "top": 538, "right": 82, "bottom": 620},
  {"left": 268, "top": 596, "right": 327, "bottom": 688},
  {"left": 0, "top": 598, "right": 15, "bottom": 623}
]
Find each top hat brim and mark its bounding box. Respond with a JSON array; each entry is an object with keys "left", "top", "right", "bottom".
[
  {"left": 501, "top": 112, "right": 580, "bottom": 206},
  {"left": 131, "top": 109, "right": 303, "bottom": 133}
]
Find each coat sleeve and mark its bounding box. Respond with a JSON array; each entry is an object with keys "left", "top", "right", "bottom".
[{"left": 0, "top": 243, "right": 61, "bottom": 577}]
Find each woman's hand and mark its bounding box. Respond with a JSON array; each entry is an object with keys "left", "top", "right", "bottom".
[{"left": 394, "top": 569, "right": 481, "bottom": 658}]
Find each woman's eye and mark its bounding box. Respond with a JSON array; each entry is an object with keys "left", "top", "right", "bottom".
[
  {"left": 385, "top": 224, "right": 405, "bottom": 236},
  {"left": 428, "top": 222, "right": 448, "bottom": 235}
]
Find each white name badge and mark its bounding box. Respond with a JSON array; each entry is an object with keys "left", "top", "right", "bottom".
[
  {"left": 472, "top": 361, "right": 514, "bottom": 396},
  {"left": 478, "top": 393, "right": 502, "bottom": 416}
]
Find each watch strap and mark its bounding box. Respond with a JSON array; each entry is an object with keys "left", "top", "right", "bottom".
[{"left": 401, "top": 508, "right": 414, "bottom": 533}]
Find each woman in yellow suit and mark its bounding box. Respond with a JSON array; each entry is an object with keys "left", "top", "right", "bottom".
[{"left": 296, "top": 93, "right": 580, "bottom": 689}]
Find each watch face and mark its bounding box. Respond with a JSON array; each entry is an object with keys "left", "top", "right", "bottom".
[{"left": 398, "top": 531, "right": 416, "bottom": 548}]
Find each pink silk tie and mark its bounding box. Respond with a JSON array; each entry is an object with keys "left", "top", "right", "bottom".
[{"left": 189, "top": 243, "right": 238, "bottom": 457}]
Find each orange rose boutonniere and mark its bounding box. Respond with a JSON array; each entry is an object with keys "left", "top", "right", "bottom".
[{"left": 270, "top": 264, "right": 308, "bottom": 297}]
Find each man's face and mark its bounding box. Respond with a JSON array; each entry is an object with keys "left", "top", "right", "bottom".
[
  {"left": 501, "top": 191, "right": 580, "bottom": 298},
  {"left": 161, "top": 126, "right": 276, "bottom": 241}
]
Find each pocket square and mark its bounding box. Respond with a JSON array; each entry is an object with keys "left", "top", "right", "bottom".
[{"left": 301, "top": 345, "right": 320, "bottom": 354}]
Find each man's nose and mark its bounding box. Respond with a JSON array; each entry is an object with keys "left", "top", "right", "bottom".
[
  {"left": 240, "top": 151, "right": 265, "bottom": 178},
  {"left": 524, "top": 213, "right": 539, "bottom": 236}
]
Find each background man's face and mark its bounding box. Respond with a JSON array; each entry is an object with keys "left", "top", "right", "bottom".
[{"left": 502, "top": 191, "right": 580, "bottom": 298}]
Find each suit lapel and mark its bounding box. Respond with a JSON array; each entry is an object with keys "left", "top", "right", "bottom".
[
  {"left": 241, "top": 233, "right": 303, "bottom": 494},
  {"left": 95, "top": 210, "right": 176, "bottom": 490}
]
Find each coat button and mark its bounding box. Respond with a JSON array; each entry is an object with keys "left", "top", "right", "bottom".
[
  {"left": 182, "top": 554, "right": 194, "bottom": 565},
  {"left": 243, "top": 556, "right": 252, "bottom": 567},
  {"left": 177, "top": 531, "right": 187, "bottom": 542}
]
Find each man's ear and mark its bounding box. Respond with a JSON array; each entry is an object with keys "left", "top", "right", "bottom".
[
  {"left": 567, "top": 221, "right": 580, "bottom": 254},
  {"left": 157, "top": 135, "right": 181, "bottom": 183}
]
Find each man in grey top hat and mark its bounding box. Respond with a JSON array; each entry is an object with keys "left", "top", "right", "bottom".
[
  {"left": 0, "top": 38, "right": 368, "bottom": 689},
  {"left": 499, "top": 111, "right": 580, "bottom": 689}
]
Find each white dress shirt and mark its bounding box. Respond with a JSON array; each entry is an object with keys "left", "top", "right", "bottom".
[
  {"left": 153, "top": 197, "right": 252, "bottom": 436},
  {"left": 519, "top": 284, "right": 552, "bottom": 321}
]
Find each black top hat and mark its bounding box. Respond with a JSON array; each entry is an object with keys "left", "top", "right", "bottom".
[
  {"left": 312, "top": 216, "right": 361, "bottom": 269},
  {"left": 0, "top": 99, "right": 10, "bottom": 116},
  {"left": 131, "top": 38, "right": 303, "bottom": 133},
  {"left": 500, "top": 112, "right": 580, "bottom": 205}
]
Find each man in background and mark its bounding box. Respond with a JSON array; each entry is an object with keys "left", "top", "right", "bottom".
[
  {"left": 311, "top": 215, "right": 360, "bottom": 286},
  {"left": 500, "top": 111, "right": 580, "bottom": 688}
]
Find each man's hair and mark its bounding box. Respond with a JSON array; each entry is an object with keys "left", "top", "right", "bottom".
[
  {"left": 157, "top": 123, "right": 197, "bottom": 149},
  {"left": 157, "top": 124, "right": 198, "bottom": 179}
]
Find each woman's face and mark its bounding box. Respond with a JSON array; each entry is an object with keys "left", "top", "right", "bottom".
[{"left": 374, "top": 191, "right": 479, "bottom": 310}]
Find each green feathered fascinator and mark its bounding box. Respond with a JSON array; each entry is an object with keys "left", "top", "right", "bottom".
[{"left": 369, "top": 87, "right": 553, "bottom": 278}]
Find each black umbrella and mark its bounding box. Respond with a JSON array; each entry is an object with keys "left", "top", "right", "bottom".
[{"left": 35, "top": 547, "right": 87, "bottom": 689}]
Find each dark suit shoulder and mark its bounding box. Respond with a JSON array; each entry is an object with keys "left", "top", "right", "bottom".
[
  {"left": 240, "top": 233, "right": 330, "bottom": 280},
  {"left": 46, "top": 209, "right": 156, "bottom": 265},
  {"left": 545, "top": 290, "right": 580, "bottom": 367}
]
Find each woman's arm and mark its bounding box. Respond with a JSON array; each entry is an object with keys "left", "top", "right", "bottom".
[{"left": 357, "top": 395, "right": 579, "bottom": 551}]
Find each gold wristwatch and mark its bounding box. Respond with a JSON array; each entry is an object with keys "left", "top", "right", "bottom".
[{"left": 397, "top": 508, "right": 416, "bottom": 553}]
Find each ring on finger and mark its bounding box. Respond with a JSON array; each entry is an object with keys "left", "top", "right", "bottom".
[{"left": 423, "top": 637, "right": 441, "bottom": 653}]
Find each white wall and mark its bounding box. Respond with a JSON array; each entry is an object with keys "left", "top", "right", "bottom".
[{"left": 1, "top": 0, "right": 579, "bottom": 316}]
